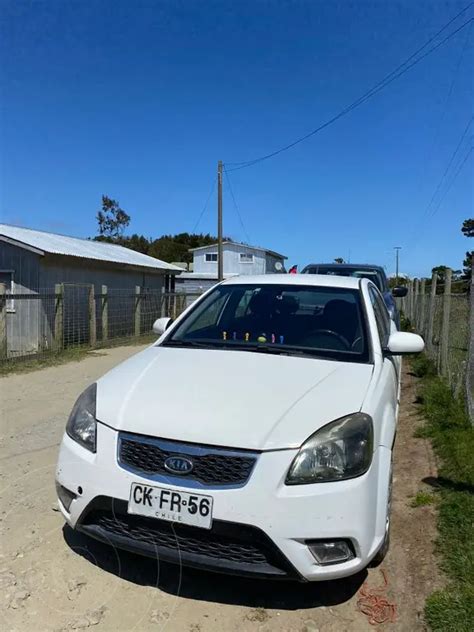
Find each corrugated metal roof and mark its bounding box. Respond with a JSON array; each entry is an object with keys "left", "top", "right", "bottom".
[
  {"left": 176, "top": 273, "right": 238, "bottom": 280},
  {"left": 0, "top": 224, "right": 182, "bottom": 272}
]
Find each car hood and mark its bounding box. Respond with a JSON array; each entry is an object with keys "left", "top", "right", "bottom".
[{"left": 96, "top": 346, "right": 373, "bottom": 451}]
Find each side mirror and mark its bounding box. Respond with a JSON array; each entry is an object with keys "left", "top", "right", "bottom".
[
  {"left": 392, "top": 286, "right": 408, "bottom": 298},
  {"left": 385, "top": 331, "right": 424, "bottom": 355},
  {"left": 153, "top": 317, "right": 172, "bottom": 336}
]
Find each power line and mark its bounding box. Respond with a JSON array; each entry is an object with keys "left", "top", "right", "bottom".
[
  {"left": 223, "top": 167, "right": 251, "bottom": 243},
  {"left": 225, "top": 7, "right": 473, "bottom": 172},
  {"left": 417, "top": 115, "right": 473, "bottom": 226},
  {"left": 405, "top": 117, "right": 473, "bottom": 253},
  {"left": 416, "top": 20, "right": 472, "bottom": 189},
  {"left": 192, "top": 178, "right": 216, "bottom": 233},
  {"left": 425, "top": 115, "right": 473, "bottom": 214},
  {"left": 429, "top": 145, "right": 473, "bottom": 217}
]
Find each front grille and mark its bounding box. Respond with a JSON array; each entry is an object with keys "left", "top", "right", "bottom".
[
  {"left": 78, "top": 499, "right": 298, "bottom": 578},
  {"left": 119, "top": 435, "right": 256, "bottom": 486},
  {"left": 88, "top": 511, "right": 268, "bottom": 564}
]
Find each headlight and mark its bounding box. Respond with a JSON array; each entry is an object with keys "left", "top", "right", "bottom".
[
  {"left": 286, "top": 413, "right": 373, "bottom": 484},
  {"left": 66, "top": 383, "right": 97, "bottom": 452}
]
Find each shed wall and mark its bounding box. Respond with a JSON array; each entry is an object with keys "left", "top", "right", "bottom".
[{"left": 0, "top": 241, "right": 41, "bottom": 355}]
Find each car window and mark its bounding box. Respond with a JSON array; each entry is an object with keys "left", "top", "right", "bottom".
[
  {"left": 165, "top": 284, "right": 370, "bottom": 363},
  {"left": 185, "top": 291, "right": 229, "bottom": 333},
  {"left": 303, "top": 266, "right": 384, "bottom": 292},
  {"left": 234, "top": 288, "right": 254, "bottom": 318},
  {"left": 369, "top": 285, "right": 390, "bottom": 346}
]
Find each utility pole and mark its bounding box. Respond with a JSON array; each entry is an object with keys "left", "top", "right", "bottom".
[
  {"left": 217, "top": 160, "right": 223, "bottom": 282},
  {"left": 394, "top": 247, "right": 401, "bottom": 284}
]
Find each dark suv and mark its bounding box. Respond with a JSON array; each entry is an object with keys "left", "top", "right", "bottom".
[{"left": 301, "top": 263, "right": 407, "bottom": 327}]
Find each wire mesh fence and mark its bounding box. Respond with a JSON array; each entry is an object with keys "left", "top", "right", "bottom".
[
  {"left": 400, "top": 271, "right": 472, "bottom": 416},
  {"left": 0, "top": 284, "right": 202, "bottom": 363}
]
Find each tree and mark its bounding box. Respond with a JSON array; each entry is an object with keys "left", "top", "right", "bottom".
[
  {"left": 461, "top": 218, "right": 473, "bottom": 281},
  {"left": 149, "top": 233, "right": 231, "bottom": 264},
  {"left": 432, "top": 265, "right": 449, "bottom": 283},
  {"left": 97, "top": 195, "right": 130, "bottom": 239},
  {"left": 334, "top": 257, "right": 345, "bottom": 264},
  {"left": 461, "top": 218, "right": 474, "bottom": 238}
]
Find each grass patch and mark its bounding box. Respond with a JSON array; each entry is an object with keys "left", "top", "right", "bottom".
[
  {"left": 0, "top": 346, "right": 98, "bottom": 376},
  {"left": 426, "top": 588, "right": 474, "bottom": 632},
  {"left": 412, "top": 355, "right": 474, "bottom": 631},
  {"left": 410, "top": 353, "right": 437, "bottom": 378},
  {"left": 0, "top": 335, "right": 155, "bottom": 377},
  {"left": 410, "top": 491, "right": 437, "bottom": 507}
]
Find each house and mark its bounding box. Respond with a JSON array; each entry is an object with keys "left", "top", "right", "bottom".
[
  {"left": 0, "top": 224, "right": 182, "bottom": 357},
  {"left": 175, "top": 241, "right": 287, "bottom": 293}
]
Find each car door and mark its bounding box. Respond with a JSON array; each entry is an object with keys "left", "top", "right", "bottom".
[{"left": 366, "top": 284, "right": 399, "bottom": 448}]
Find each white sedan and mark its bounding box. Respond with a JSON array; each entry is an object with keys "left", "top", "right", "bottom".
[{"left": 56, "top": 274, "right": 423, "bottom": 581}]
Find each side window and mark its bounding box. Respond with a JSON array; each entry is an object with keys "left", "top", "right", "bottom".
[{"left": 369, "top": 286, "right": 390, "bottom": 346}]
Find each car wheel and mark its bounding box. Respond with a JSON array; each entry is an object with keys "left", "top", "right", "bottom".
[{"left": 371, "top": 460, "right": 392, "bottom": 566}]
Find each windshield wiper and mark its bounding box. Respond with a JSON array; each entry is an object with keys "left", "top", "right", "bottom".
[
  {"left": 216, "top": 342, "right": 311, "bottom": 356},
  {"left": 162, "top": 339, "right": 336, "bottom": 359},
  {"left": 161, "top": 340, "right": 216, "bottom": 349}
]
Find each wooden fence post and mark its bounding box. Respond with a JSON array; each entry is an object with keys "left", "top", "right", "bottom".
[
  {"left": 467, "top": 259, "right": 474, "bottom": 424},
  {"left": 413, "top": 278, "right": 420, "bottom": 330},
  {"left": 54, "top": 283, "right": 64, "bottom": 352},
  {"left": 440, "top": 269, "right": 452, "bottom": 379},
  {"left": 408, "top": 280, "right": 414, "bottom": 323},
  {"left": 160, "top": 286, "right": 165, "bottom": 318},
  {"left": 426, "top": 272, "right": 437, "bottom": 358},
  {"left": 0, "top": 283, "right": 7, "bottom": 360},
  {"left": 135, "top": 286, "right": 141, "bottom": 337},
  {"left": 89, "top": 285, "right": 97, "bottom": 347},
  {"left": 419, "top": 279, "right": 427, "bottom": 337},
  {"left": 101, "top": 285, "right": 108, "bottom": 342}
]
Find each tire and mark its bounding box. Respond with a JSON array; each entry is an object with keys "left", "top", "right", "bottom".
[{"left": 371, "top": 460, "right": 393, "bottom": 566}]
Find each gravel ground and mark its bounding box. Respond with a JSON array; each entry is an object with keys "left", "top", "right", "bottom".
[{"left": 0, "top": 344, "right": 442, "bottom": 631}]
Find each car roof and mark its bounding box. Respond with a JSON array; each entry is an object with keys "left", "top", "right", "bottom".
[
  {"left": 220, "top": 274, "right": 362, "bottom": 290},
  {"left": 303, "top": 263, "right": 385, "bottom": 273}
]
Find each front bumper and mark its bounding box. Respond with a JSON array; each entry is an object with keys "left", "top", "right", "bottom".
[{"left": 56, "top": 423, "right": 392, "bottom": 581}]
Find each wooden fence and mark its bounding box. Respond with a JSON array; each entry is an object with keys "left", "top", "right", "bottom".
[
  {"left": 400, "top": 265, "right": 473, "bottom": 422},
  {"left": 0, "top": 284, "right": 201, "bottom": 362}
]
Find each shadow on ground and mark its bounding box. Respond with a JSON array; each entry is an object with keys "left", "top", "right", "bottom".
[
  {"left": 63, "top": 526, "right": 366, "bottom": 610},
  {"left": 422, "top": 475, "right": 474, "bottom": 494}
]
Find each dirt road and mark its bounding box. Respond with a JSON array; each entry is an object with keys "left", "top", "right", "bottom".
[{"left": 0, "top": 345, "right": 442, "bottom": 631}]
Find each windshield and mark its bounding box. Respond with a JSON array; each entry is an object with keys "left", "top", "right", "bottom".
[
  {"left": 163, "top": 284, "right": 369, "bottom": 363},
  {"left": 303, "top": 266, "right": 384, "bottom": 292}
]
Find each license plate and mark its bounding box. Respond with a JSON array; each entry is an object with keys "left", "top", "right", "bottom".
[{"left": 127, "top": 483, "right": 213, "bottom": 529}]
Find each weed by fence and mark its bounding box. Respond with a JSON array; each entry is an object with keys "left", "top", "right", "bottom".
[
  {"left": 400, "top": 267, "right": 473, "bottom": 422},
  {"left": 0, "top": 284, "right": 201, "bottom": 363}
]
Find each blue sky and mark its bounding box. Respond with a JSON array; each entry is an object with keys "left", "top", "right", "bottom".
[{"left": 1, "top": 1, "right": 472, "bottom": 277}]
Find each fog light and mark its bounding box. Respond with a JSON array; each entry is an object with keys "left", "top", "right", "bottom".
[
  {"left": 307, "top": 540, "right": 354, "bottom": 565},
  {"left": 55, "top": 482, "right": 77, "bottom": 512}
]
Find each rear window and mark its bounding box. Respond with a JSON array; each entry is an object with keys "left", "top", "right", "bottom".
[{"left": 303, "top": 266, "right": 384, "bottom": 292}]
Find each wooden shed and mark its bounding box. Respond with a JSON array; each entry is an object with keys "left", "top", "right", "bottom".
[{"left": 0, "top": 224, "right": 182, "bottom": 357}]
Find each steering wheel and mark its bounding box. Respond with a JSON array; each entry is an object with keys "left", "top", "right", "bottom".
[{"left": 304, "top": 329, "right": 351, "bottom": 350}]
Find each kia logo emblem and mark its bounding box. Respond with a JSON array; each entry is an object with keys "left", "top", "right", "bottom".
[{"left": 164, "top": 456, "right": 194, "bottom": 475}]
